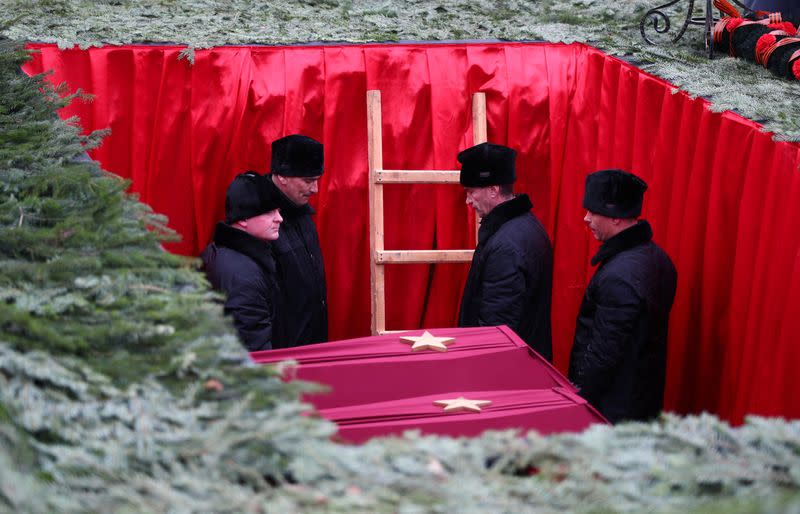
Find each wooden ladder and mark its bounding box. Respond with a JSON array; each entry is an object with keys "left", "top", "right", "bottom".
[{"left": 366, "top": 90, "right": 487, "bottom": 335}]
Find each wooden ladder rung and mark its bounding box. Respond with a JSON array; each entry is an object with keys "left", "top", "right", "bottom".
[
  {"left": 376, "top": 169, "right": 461, "bottom": 184},
  {"left": 376, "top": 249, "right": 474, "bottom": 264}
]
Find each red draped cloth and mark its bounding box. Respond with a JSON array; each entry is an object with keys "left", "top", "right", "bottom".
[{"left": 22, "top": 41, "right": 800, "bottom": 424}]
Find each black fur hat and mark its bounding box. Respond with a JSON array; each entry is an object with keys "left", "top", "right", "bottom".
[
  {"left": 225, "top": 172, "right": 279, "bottom": 224},
  {"left": 271, "top": 134, "right": 324, "bottom": 177},
  {"left": 583, "top": 169, "right": 648, "bottom": 219},
  {"left": 458, "top": 142, "right": 517, "bottom": 188}
]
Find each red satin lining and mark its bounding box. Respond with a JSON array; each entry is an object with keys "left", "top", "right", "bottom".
[{"left": 22, "top": 42, "right": 800, "bottom": 424}]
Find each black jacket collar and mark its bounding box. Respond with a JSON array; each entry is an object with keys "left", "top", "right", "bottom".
[
  {"left": 478, "top": 194, "right": 534, "bottom": 245},
  {"left": 213, "top": 222, "right": 276, "bottom": 273},
  {"left": 265, "top": 174, "right": 314, "bottom": 218},
  {"left": 591, "top": 220, "right": 653, "bottom": 266}
]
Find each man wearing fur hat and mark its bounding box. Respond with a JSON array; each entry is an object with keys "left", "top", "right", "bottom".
[
  {"left": 201, "top": 172, "right": 283, "bottom": 351},
  {"left": 265, "top": 134, "right": 328, "bottom": 347},
  {"left": 569, "top": 169, "right": 677, "bottom": 423},
  {"left": 457, "top": 142, "right": 553, "bottom": 362}
]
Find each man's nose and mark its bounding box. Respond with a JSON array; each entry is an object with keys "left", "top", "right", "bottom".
[
  {"left": 310, "top": 180, "right": 319, "bottom": 194},
  {"left": 583, "top": 211, "right": 591, "bottom": 223}
]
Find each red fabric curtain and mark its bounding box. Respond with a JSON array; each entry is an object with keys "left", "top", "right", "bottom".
[{"left": 23, "top": 42, "right": 800, "bottom": 424}]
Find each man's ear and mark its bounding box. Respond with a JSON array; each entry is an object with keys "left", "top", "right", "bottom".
[
  {"left": 490, "top": 185, "right": 501, "bottom": 197},
  {"left": 234, "top": 219, "right": 248, "bottom": 229},
  {"left": 275, "top": 174, "right": 288, "bottom": 186}
]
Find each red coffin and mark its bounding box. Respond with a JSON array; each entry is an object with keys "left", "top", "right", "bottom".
[
  {"left": 321, "top": 388, "right": 602, "bottom": 443},
  {"left": 252, "top": 326, "right": 608, "bottom": 441}
]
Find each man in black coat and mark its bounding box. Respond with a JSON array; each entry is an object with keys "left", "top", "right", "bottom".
[
  {"left": 457, "top": 142, "right": 553, "bottom": 362},
  {"left": 568, "top": 169, "right": 677, "bottom": 423},
  {"left": 265, "top": 134, "right": 328, "bottom": 347},
  {"left": 201, "top": 172, "right": 283, "bottom": 351}
]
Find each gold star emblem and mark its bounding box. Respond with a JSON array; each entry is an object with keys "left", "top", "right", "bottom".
[
  {"left": 433, "top": 397, "right": 492, "bottom": 413},
  {"left": 399, "top": 331, "right": 455, "bottom": 352}
]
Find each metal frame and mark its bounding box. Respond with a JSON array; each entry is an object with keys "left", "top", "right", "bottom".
[{"left": 367, "top": 90, "right": 487, "bottom": 335}]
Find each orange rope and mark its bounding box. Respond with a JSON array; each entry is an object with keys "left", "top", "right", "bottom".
[
  {"left": 761, "top": 37, "right": 800, "bottom": 67},
  {"left": 755, "top": 33, "right": 784, "bottom": 66},
  {"left": 713, "top": 17, "right": 731, "bottom": 45},
  {"left": 714, "top": 0, "right": 741, "bottom": 18}
]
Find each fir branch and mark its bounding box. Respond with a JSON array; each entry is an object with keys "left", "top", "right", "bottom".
[
  {"left": 0, "top": 0, "right": 797, "bottom": 139},
  {"left": 1, "top": 11, "right": 800, "bottom": 514}
]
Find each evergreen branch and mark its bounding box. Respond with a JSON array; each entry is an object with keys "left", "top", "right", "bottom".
[{"left": 1, "top": 10, "right": 800, "bottom": 514}]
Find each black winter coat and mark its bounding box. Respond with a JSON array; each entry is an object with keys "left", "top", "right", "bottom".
[
  {"left": 266, "top": 176, "right": 328, "bottom": 347},
  {"left": 458, "top": 194, "right": 553, "bottom": 361},
  {"left": 201, "top": 222, "right": 279, "bottom": 352},
  {"left": 568, "top": 221, "right": 677, "bottom": 423}
]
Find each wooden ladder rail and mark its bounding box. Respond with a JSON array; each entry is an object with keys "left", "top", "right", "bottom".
[{"left": 367, "top": 90, "right": 487, "bottom": 335}]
